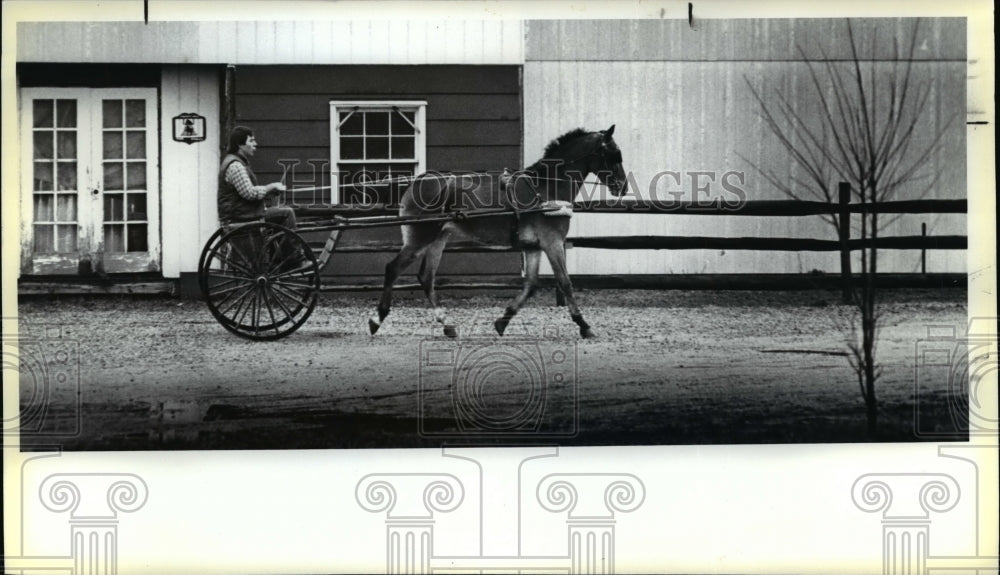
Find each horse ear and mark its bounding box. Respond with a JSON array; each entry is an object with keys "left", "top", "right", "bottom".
[{"left": 605, "top": 124, "right": 616, "bottom": 138}]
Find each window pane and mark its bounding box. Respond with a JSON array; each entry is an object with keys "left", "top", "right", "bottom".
[
  {"left": 56, "top": 194, "right": 78, "bottom": 221},
  {"left": 33, "top": 225, "right": 54, "bottom": 253},
  {"left": 126, "top": 131, "right": 145, "bottom": 159},
  {"left": 366, "top": 137, "right": 389, "bottom": 160},
  {"left": 56, "top": 162, "right": 77, "bottom": 191},
  {"left": 33, "top": 100, "right": 54, "bottom": 128},
  {"left": 103, "top": 100, "right": 123, "bottom": 128},
  {"left": 104, "top": 193, "right": 124, "bottom": 221},
  {"left": 34, "top": 194, "right": 54, "bottom": 221},
  {"left": 341, "top": 137, "right": 363, "bottom": 160},
  {"left": 391, "top": 137, "right": 415, "bottom": 159},
  {"left": 56, "top": 100, "right": 77, "bottom": 127},
  {"left": 56, "top": 224, "right": 78, "bottom": 253},
  {"left": 390, "top": 111, "right": 416, "bottom": 135},
  {"left": 57, "top": 132, "right": 77, "bottom": 159},
  {"left": 386, "top": 162, "right": 417, "bottom": 176},
  {"left": 340, "top": 165, "right": 375, "bottom": 204},
  {"left": 104, "top": 224, "right": 125, "bottom": 252},
  {"left": 103, "top": 132, "right": 123, "bottom": 159},
  {"left": 126, "top": 194, "right": 147, "bottom": 221},
  {"left": 127, "top": 224, "right": 148, "bottom": 252},
  {"left": 366, "top": 112, "right": 389, "bottom": 135},
  {"left": 125, "top": 100, "right": 145, "bottom": 127},
  {"left": 127, "top": 163, "right": 147, "bottom": 190},
  {"left": 340, "top": 112, "right": 363, "bottom": 135},
  {"left": 34, "top": 131, "right": 54, "bottom": 159},
  {"left": 34, "top": 162, "right": 54, "bottom": 191},
  {"left": 104, "top": 163, "right": 124, "bottom": 190}
]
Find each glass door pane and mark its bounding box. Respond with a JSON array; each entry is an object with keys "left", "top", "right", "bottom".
[
  {"left": 31, "top": 99, "right": 79, "bottom": 254},
  {"left": 101, "top": 98, "right": 149, "bottom": 253}
]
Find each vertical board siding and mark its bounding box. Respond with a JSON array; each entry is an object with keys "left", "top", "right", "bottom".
[
  {"left": 18, "top": 21, "right": 524, "bottom": 65},
  {"left": 525, "top": 19, "right": 967, "bottom": 275},
  {"left": 160, "top": 66, "right": 222, "bottom": 278},
  {"left": 234, "top": 64, "right": 522, "bottom": 277}
]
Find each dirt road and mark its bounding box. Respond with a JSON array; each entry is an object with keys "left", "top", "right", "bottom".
[{"left": 16, "top": 288, "right": 969, "bottom": 449}]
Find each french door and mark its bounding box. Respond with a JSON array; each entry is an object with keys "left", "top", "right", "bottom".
[{"left": 20, "top": 88, "right": 159, "bottom": 275}]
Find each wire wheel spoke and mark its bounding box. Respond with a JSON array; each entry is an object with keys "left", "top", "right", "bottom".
[
  {"left": 270, "top": 276, "right": 317, "bottom": 291},
  {"left": 215, "top": 249, "right": 255, "bottom": 276},
  {"left": 266, "top": 284, "right": 301, "bottom": 322},
  {"left": 270, "top": 282, "right": 313, "bottom": 309},
  {"left": 230, "top": 286, "right": 258, "bottom": 327},
  {"left": 205, "top": 272, "right": 257, "bottom": 287},
  {"left": 212, "top": 282, "right": 256, "bottom": 313},
  {"left": 251, "top": 289, "right": 263, "bottom": 336},
  {"left": 260, "top": 287, "right": 284, "bottom": 334},
  {"left": 225, "top": 239, "right": 257, "bottom": 274}
]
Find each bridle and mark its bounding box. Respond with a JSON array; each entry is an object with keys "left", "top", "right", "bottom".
[{"left": 561, "top": 140, "right": 623, "bottom": 173}]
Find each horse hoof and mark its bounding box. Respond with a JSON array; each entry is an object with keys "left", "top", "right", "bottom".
[
  {"left": 494, "top": 318, "right": 509, "bottom": 336},
  {"left": 443, "top": 325, "right": 458, "bottom": 338},
  {"left": 580, "top": 327, "right": 597, "bottom": 339},
  {"left": 368, "top": 318, "right": 381, "bottom": 335}
]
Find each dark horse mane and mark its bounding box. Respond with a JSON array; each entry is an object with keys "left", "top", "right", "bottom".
[
  {"left": 523, "top": 127, "right": 593, "bottom": 173},
  {"left": 542, "top": 127, "right": 591, "bottom": 158}
]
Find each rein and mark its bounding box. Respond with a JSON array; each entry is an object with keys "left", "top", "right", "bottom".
[{"left": 286, "top": 171, "right": 618, "bottom": 195}]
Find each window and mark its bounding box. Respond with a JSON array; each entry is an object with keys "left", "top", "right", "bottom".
[
  {"left": 330, "top": 101, "right": 426, "bottom": 205},
  {"left": 31, "top": 99, "right": 79, "bottom": 253},
  {"left": 101, "top": 98, "right": 149, "bottom": 252}
]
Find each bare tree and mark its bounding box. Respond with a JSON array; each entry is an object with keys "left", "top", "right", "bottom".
[{"left": 743, "top": 19, "right": 957, "bottom": 436}]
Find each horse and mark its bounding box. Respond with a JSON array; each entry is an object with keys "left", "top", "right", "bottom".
[{"left": 367, "top": 125, "right": 628, "bottom": 339}]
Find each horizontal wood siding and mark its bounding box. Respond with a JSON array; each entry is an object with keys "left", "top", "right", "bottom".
[
  {"left": 523, "top": 18, "right": 968, "bottom": 275},
  {"left": 18, "top": 21, "right": 524, "bottom": 65},
  {"left": 235, "top": 64, "right": 523, "bottom": 278},
  {"left": 526, "top": 19, "right": 966, "bottom": 62}
]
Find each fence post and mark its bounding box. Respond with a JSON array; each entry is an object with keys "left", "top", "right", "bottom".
[
  {"left": 921, "top": 222, "right": 927, "bottom": 274},
  {"left": 838, "top": 182, "right": 852, "bottom": 303},
  {"left": 556, "top": 241, "right": 567, "bottom": 306}
]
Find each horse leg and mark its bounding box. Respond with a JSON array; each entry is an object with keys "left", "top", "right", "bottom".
[
  {"left": 418, "top": 228, "right": 456, "bottom": 337},
  {"left": 542, "top": 242, "right": 595, "bottom": 339},
  {"left": 495, "top": 249, "right": 542, "bottom": 336},
  {"left": 369, "top": 243, "right": 421, "bottom": 335}
]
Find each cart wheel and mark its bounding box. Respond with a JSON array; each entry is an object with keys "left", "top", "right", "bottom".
[
  {"left": 197, "top": 226, "right": 229, "bottom": 284},
  {"left": 199, "top": 222, "right": 319, "bottom": 340}
]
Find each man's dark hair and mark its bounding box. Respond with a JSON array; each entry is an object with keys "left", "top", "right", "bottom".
[{"left": 227, "top": 126, "right": 254, "bottom": 154}]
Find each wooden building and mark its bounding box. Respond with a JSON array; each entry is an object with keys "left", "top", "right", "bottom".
[{"left": 12, "top": 18, "right": 969, "bottom": 294}]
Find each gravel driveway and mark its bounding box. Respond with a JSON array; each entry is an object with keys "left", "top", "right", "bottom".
[{"left": 16, "top": 288, "right": 969, "bottom": 450}]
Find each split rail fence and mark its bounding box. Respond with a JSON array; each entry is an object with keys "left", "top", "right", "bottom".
[{"left": 298, "top": 182, "right": 967, "bottom": 296}]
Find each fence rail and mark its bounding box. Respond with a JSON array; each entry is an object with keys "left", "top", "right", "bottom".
[
  {"left": 296, "top": 198, "right": 967, "bottom": 218},
  {"left": 572, "top": 198, "right": 967, "bottom": 215},
  {"left": 297, "top": 186, "right": 966, "bottom": 295},
  {"left": 568, "top": 235, "right": 967, "bottom": 251}
]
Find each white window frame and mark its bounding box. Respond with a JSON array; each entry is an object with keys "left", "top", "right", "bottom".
[{"left": 328, "top": 100, "right": 427, "bottom": 204}]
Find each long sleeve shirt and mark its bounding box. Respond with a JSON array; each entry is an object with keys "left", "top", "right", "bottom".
[{"left": 224, "top": 160, "right": 270, "bottom": 200}]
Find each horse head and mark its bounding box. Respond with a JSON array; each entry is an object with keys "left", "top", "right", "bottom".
[
  {"left": 594, "top": 125, "right": 629, "bottom": 197},
  {"left": 560, "top": 125, "right": 628, "bottom": 197}
]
